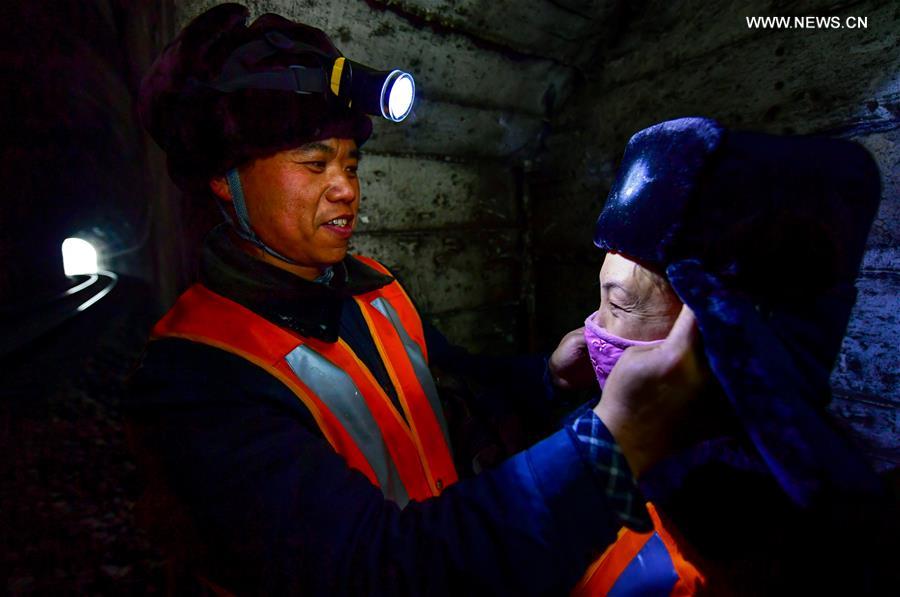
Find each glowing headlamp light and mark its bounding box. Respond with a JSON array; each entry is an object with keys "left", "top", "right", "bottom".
[
  {"left": 329, "top": 58, "right": 415, "bottom": 122},
  {"left": 204, "top": 33, "right": 416, "bottom": 122}
]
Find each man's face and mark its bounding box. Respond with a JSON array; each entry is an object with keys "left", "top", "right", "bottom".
[{"left": 228, "top": 138, "right": 360, "bottom": 273}]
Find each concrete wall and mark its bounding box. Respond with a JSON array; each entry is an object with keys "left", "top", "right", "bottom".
[{"left": 531, "top": 0, "right": 900, "bottom": 470}]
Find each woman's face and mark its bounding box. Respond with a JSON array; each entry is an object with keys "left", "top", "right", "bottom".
[{"left": 597, "top": 253, "right": 683, "bottom": 341}]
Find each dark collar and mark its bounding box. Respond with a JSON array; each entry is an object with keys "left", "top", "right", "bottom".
[{"left": 199, "top": 225, "right": 393, "bottom": 342}]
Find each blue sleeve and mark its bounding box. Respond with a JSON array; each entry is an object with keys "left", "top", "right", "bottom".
[
  {"left": 129, "top": 349, "right": 623, "bottom": 596},
  {"left": 570, "top": 410, "right": 652, "bottom": 531}
]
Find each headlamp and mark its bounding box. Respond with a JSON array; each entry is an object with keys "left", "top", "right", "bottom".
[
  {"left": 329, "top": 57, "right": 415, "bottom": 122},
  {"left": 203, "top": 32, "right": 416, "bottom": 122}
]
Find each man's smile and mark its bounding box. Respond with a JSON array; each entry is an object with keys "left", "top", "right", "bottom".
[{"left": 321, "top": 214, "right": 355, "bottom": 239}]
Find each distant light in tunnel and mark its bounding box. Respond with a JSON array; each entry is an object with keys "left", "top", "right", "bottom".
[{"left": 62, "top": 238, "right": 99, "bottom": 276}]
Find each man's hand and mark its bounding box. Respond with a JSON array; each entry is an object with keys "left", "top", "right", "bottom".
[
  {"left": 594, "top": 305, "right": 707, "bottom": 477},
  {"left": 549, "top": 327, "right": 597, "bottom": 390}
]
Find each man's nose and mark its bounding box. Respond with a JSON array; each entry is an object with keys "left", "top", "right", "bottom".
[{"left": 325, "top": 170, "right": 357, "bottom": 203}]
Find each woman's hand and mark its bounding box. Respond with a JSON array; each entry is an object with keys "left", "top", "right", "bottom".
[
  {"left": 594, "top": 305, "right": 708, "bottom": 477},
  {"left": 549, "top": 327, "right": 597, "bottom": 390}
]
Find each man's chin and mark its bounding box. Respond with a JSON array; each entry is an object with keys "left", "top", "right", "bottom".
[{"left": 317, "top": 246, "right": 350, "bottom": 265}]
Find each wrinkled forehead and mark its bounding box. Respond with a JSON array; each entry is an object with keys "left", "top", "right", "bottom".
[{"left": 600, "top": 253, "right": 671, "bottom": 300}]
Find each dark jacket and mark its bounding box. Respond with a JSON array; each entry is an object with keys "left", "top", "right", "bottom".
[{"left": 126, "top": 226, "right": 621, "bottom": 596}]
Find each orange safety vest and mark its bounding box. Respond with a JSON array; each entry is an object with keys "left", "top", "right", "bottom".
[
  {"left": 572, "top": 504, "right": 705, "bottom": 596},
  {"left": 151, "top": 255, "right": 458, "bottom": 507}
]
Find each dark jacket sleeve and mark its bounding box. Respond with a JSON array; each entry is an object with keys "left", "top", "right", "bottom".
[
  {"left": 389, "top": 266, "right": 562, "bottom": 423},
  {"left": 422, "top": 318, "right": 563, "bottom": 422},
  {"left": 128, "top": 340, "right": 620, "bottom": 597}
]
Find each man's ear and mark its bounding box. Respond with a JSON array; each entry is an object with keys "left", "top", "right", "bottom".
[{"left": 210, "top": 177, "right": 232, "bottom": 202}]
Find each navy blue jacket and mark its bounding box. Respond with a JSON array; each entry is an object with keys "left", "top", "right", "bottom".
[{"left": 127, "top": 227, "right": 620, "bottom": 596}]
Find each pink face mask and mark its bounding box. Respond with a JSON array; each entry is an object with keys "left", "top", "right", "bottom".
[{"left": 583, "top": 311, "right": 664, "bottom": 389}]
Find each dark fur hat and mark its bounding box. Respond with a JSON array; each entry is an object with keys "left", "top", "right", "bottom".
[
  {"left": 138, "top": 3, "right": 372, "bottom": 194},
  {"left": 595, "top": 118, "right": 880, "bottom": 311}
]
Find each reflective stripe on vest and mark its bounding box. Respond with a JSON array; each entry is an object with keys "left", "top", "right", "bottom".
[
  {"left": 370, "top": 296, "right": 451, "bottom": 453},
  {"left": 352, "top": 254, "right": 456, "bottom": 494},
  {"left": 283, "top": 344, "right": 410, "bottom": 506},
  {"left": 151, "top": 259, "right": 458, "bottom": 507},
  {"left": 571, "top": 504, "right": 705, "bottom": 596}
]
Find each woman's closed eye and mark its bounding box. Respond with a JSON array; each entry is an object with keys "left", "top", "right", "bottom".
[
  {"left": 608, "top": 301, "right": 629, "bottom": 313},
  {"left": 605, "top": 285, "right": 638, "bottom": 312}
]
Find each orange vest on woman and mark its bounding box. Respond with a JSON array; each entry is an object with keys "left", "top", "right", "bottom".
[
  {"left": 151, "top": 255, "right": 458, "bottom": 507},
  {"left": 572, "top": 503, "right": 705, "bottom": 596}
]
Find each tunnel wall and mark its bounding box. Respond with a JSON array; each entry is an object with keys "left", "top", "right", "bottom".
[
  {"left": 0, "top": 0, "right": 193, "bottom": 318},
  {"left": 531, "top": 0, "right": 900, "bottom": 470}
]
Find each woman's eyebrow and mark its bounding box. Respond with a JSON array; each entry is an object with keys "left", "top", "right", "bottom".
[
  {"left": 602, "top": 281, "right": 638, "bottom": 302},
  {"left": 602, "top": 280, "right": 629, "bottom": 293}
]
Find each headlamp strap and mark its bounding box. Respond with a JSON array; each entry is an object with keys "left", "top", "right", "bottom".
[
  {"left": 207, "top": 34, "right": 335, "bottom": 94},
  {"left": 225, "top": 168, "right": 254, "bottom": 238},
  {"left": 224, "top": 168, "right": 301, "bottom": 265},
  {"left": 207, "top": 67, "right": 326, "bottom": 94}
]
